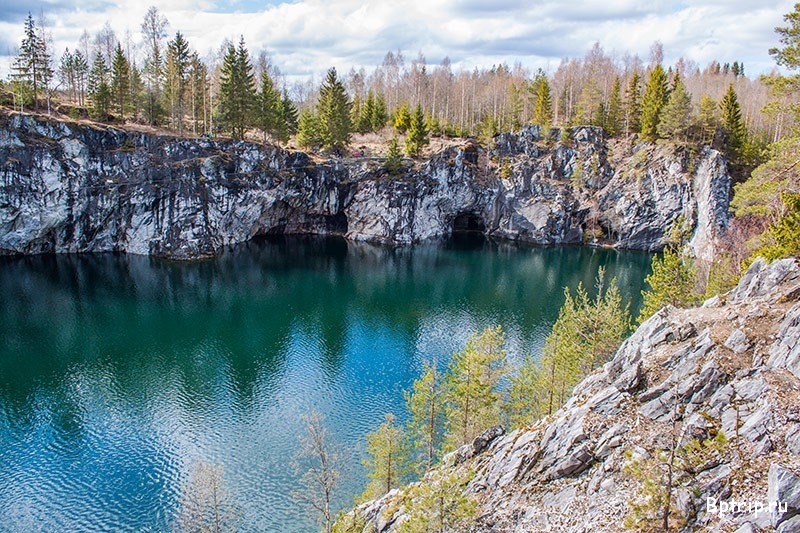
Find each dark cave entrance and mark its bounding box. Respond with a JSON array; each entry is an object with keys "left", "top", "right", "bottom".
[
  {"left": 324, "top": 211, "right": 349, "bottom": 236},
  {"left": 451, "top": 212, "right": 486, "bottom": 235}
]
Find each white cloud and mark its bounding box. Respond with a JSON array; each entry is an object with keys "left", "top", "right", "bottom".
[{"left": 0, "top": 0, "right": 794, "bottom": 82}]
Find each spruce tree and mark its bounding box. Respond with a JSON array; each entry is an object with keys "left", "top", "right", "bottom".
[
  {"left": 187, "top": 52, "right": 206, "bottom": 135},
  {"left": 371, "top": 93, "right": 388, "bottom": 131},
  {"left": 58, "top": 49, "right": 75, "bottom": 103},
  {"left": 217, "top": 37, "right": 256, "bottom": 140},
  {"left": 405, "top": 360, "right": 444, "bottom": 473},
  {"left": 384, "top": 137, "right": 403, "bottom": 176},
  {"left": 165, "top": 32, "right": 190, "bottom": 134},
  {"left": 296, "top": 109, "right": 320, "bottom": 149},
  {"left": 624, "top": 72, "right": 643, "bottom": 136},
  {"left": 362, "top": 413, "right": 410, "bottom": 500},
  {"left": 88, "top": 51, "right": 111, "bottom": 120},
  {"left": 394, "top": 103, "right": 411, "bottom": 133},
  {"left": 641, "top": 65, "right": 669, "bottom": 141},
  {"left": 658, "top": 77, "right": 692, "bottom": 140},
  {"left": 719, "top": 84, "right": 746, "bottom": 159},
  {"left": 405, "top": 103, "right": 429, "bottom": 157},
  {"left": 316, "top": 67, "right": 352, "bottom": 152},
  {"left": 357, "top": 91, "right": 375, "bottom": 133},
  {"left": 11, "top": 13, "right": 52, "bottom": 112},
  {"left": 530, "top": 69, "right": 553, "bottom": 127},
  {"left": 73, "top": 50, "right": 89, "bottom": 108},
  {"left": 606, "top": 77, "right": 623, "bottom": 137},
  {"left": 280, "top": 92, "right": 299, "bottom": 139},
  {"left": 256, "top": 72, "right": 281, "bottom": 142},
  {"left": 110, "top": 44, "right": 130, "bottom": 120}
]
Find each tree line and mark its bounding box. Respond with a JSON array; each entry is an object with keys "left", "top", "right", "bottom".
[{"left": 4, "top": 7, "right": 791, "bottom": 165}]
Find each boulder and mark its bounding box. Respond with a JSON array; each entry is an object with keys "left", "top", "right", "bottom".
[{"left": 768, "top": 463, "right": 800, "bottom": 528}]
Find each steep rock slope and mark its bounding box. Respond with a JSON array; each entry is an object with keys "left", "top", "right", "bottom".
[
  {"left": 1, "top": 114, "right": 729, "bottom": 259},
  {"left": 358, "top": 257, "right": 800, "bottom": 532}
]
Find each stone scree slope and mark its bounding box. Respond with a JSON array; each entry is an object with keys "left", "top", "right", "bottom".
[
  {"left": 1, "top": 114, "right": 729, "bottom": 260},
  {"left": 357, "top": 257, "right": 800, "bottom": 532}
]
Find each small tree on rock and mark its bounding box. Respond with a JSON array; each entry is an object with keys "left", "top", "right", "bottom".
[{"left": 405, "top": 103, "right": 429, "bottom": 157}]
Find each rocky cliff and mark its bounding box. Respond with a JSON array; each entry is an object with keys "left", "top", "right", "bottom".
[
  {"left": 1, "top": 113, "right": 729, "bottom": 259},
  {"left": 357, "top": 257, "right": 800, "bottom": 532}
]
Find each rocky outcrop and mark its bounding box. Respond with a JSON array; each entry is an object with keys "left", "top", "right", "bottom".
[
  {"left": 357, "top": 258, "right": 800, "bottom": 532},
  {"left": 1, "top": 114, "right": 730, "bottom": 259}
]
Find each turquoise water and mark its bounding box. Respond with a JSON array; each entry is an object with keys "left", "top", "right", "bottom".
[{"left": 0, "top": 237, "right": 651, "bottom": 531}]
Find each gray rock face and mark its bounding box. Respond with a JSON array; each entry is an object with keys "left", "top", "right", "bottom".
[
  {"left": 769, "top": 464, "right": 800, "bottom": 528},
  {"left": 1, "top": 116, "right": 731, "bottom": 259},
  {"left": 355, "top": 255, "right": 800, "bottom": 533},
  {"left": 768, "top": 302, "right": 800, "bottom": 379}
]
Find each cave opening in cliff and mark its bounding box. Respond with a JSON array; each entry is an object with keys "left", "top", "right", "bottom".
[
  {"left": 325, "top": 211, "right": 349, "bottom": 235},
  {"left": 451, "top": 212, "right": 486, "bottom": 236}
]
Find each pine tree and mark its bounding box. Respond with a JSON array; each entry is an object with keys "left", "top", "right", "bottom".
[
  {"left": 530, "top": 69, "right": 553, "bottom": 127},
  {"left": 697, "top": 95, "right": 718, "bottom": 144},
  {"left": 606, "top": 77, "right": 623, "bottom": 137},
  {"left": 405, "top": 360, "right": 444, "bottom": 473},
  {"left": 297, "top": 109, "right": 320, "bottom": 149},
  {"left": 719, "top": 84, "right": 746, "bottom": 159},
  {"left": 658, "top": 77, "right": 692, "bottom": 140},
  {"left": 506, "top": 351, "right": 548, "bottom": 427},
  {"left": 405, "top": 103, "right": 429, "bottom": 157},
  {"left": 569, "top": 268, "right": 631, "bottom": 373},
  {"left": 88, "top": 51, "right": 111, "bottom": 120},
  {"left": 11, "top": 13, "right": 52, "bottom": 112},
  {"left": 444, "top": 326, "right": 507, "bottom": 450},
  {"left": 394, "top": 103, "right": 411, "bottom": 133},
  {"left": 624, "top": 72, "right": 643, "bottom": 136},
  {"left": 384, "top": 137, "right": 403, "bottom": 176},
  {"left": 316, "top": 67, "right": 352, "bottom": 152},
  {"left": 770, "top": 3, "right": 800, "bottom": 70},
  {"left": 362, "top": 413, "right": 410, "bottom": 500},
  {"left": 399, "top": 469, "right": 476, "bottom": 533},
  {"left": 638, "top": 219, "right": 699, "bottom": 323},
  {"left": 110, "top": 44, "right": 130, "bottom": 120},
  {"left": 641, "top": 65, "right": 669, "bottom": 141},
  {"left": 509, "top": 269, "right": 631, "bottom": 423}
]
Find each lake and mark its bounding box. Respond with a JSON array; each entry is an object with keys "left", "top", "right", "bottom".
[{"left": 0, "top": 236, "right": 651, "bottom": 531}]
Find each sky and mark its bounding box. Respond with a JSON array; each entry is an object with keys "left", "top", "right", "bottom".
[{"left": 0, "top": 0, "right": 794, "bottom": 83}]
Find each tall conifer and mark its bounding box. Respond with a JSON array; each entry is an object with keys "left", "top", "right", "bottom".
[
  {"left": 316, "top": 67, "right": 352, "bottom": 152},
  {"left": 641, "top": 65, "right": 669, "bottom": 141}
]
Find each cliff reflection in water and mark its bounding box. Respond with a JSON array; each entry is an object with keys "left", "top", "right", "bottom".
[{"left": 0, "top": 237, "right": 651, "bottom": 532}]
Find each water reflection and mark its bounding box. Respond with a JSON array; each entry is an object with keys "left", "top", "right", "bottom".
[{"left": 0, "top": 237, "right": 651, "bottom": 531}]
